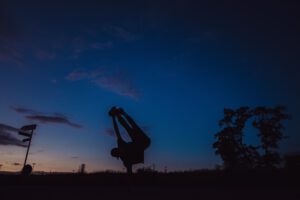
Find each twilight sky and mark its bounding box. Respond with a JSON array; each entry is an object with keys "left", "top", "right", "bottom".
[{"left": 0, "top": 0, "right": 300, "bottom": 172}]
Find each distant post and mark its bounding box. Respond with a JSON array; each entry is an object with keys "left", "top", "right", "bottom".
[
  {"left": 19, "top": 124, "right": 37, "bottom": 175},
  {"left": 78, "top": 163, "right": 86, "bottom": 174}
]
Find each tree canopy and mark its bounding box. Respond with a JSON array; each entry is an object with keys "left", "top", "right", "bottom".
[{"left": 213, "top": 106, "right": 290, "bottom": 170}]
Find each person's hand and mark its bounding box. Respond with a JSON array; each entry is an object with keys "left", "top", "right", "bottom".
[{"left": 108, "top": 106, "right": 117, "bottom": 116}]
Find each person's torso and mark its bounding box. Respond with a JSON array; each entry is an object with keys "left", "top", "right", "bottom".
[{"left": 120, "top": 142, "right": 144, "bottom": 165}]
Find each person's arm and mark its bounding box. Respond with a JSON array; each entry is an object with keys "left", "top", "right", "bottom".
[{"left": 125, "top": 164, "right": 133, "bottom": 175}]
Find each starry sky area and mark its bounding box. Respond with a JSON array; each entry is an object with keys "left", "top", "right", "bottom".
[{"left": 0, "top": 0, "right": 300, "bottom": 172}]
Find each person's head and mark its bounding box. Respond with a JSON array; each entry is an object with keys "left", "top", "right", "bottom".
[{"left": 111, "top": 148, "right": 121, "bottom": 158}]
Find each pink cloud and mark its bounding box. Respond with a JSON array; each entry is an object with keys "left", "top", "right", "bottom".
[
  {"left": 93, "top": 75, "right": 139, "bottom": 99},
  {"left": 51, "top": 79, "right": 58, "bottom": 84},
  {"left": 103, "top": 25, "right": 137, "bottom": 41},
  {"left": 90, "top": 41, "right": 114, "bottom": 50},
  {"left": 0, "top": 52, "right": 12, "bottom": 62},
  {"left": 104, "top": 128, "right": 116, "bottom": 137},
  {"left": 34, "top": 48, "right": 56, "bottom": 60},
  {"left": 72, "top": 37, "right": 87, "bottom": 54},
  {"left": 0, "top": 43, "right": 23, "bottom": 66},
  {"left": 66, "top": 68, "right": 139, "bottom": 99},
  {"left": 11, "top": 106, "right": 83, "bottom": 129},
  {"left": 10, "top": 106, "right": 38, "bottom": 114},
  {"left": 26, "top": 115, "right": 82, "bottom": 129},
  {"left": 71, "top": 37, "right": 113, "bottom": 58},
  {"left": 66, "top": 68, "right": 103, "bottom": 81},
  {"left": 66, "top": 70, "right": 91, "bottom": 81}
]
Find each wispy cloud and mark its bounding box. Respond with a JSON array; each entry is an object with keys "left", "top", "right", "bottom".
[
  {"left": 65, "top": 70, "right": 90, "bottom": 81},
  {"left": 34, "top": 48, "right": 57, "bottom": 60},
  {"left": 93, "top": 76, "right": 139, "bottom": 98},
  {"left": 103, "top": 25, "right": 137, "bottom": 41},
  {"left": 10, "top": 106, "right": 40, "bottom": 114},
  {"left": 51, "top": 79, "right": 58, "bottom": 84},
  {"left": 90, "top": 41, "right": 113, "bottom": 50},
  {"left": 71, "top": 156, "right": 79, "bottom": 159},
  {"left": 66, "top": 68, "right": 139, "bottom": 99},
  {"left": 0, "top": 124, "right": 26, "bottom": 147},
  {"left": 26, "top": 115, "right": 82, "bottom": 128},
  {"left": 71, "top": 36, "right": 114, "bottom": 58},
  {"left": 11, "top": 106, "right": 82, "bottom": 129},
  {"left": 66, "top": 68, "right": 102, "bottom": 81},
  {"left": 29, "top": 149, "right": 44, "bottom": 155},
  {"left": 12, "top": 162, "right": 21, "bottom": 166},
  {"left": 104, "top": 128, "right": 116, "bottom": 137},
  {"left": 71, "top": 25, "right": 136, "bottom": 58},
  {"left": 0, "top": 35, "right": 59, "bottom": 65},
  {"left": 0, "top": 38, "right": 23, "bottom": 66}
]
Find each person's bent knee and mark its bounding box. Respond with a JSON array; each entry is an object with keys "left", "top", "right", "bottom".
[{"left": 144, "top": 137, "right": 151, "bottom": 149}]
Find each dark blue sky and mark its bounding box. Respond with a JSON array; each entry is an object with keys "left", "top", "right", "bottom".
[{"left": 0, "top": 0, "right": 299, "bottom": 172}]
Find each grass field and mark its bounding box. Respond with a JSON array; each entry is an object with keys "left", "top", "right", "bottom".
[{"left": 1, "top": 170, "right": 299, "bottom": 200}]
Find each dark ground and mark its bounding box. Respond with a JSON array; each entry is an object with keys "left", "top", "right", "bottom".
[{"left": 0, "top": 170, "right": 299, "bottom": 200}]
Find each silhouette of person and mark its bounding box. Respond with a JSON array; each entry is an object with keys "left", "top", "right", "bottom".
[{"left": 109, "top": 107, "right": 151, "bottom": 174}]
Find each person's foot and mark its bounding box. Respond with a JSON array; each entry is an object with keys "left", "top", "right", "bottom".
[
  {"left": 108, "top": 106, "right": 117, "bottom": 116},
  {"left": 117, "top": 107, "right": 125, "bottom": 115}
]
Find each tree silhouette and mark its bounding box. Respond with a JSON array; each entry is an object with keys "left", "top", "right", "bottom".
[
  {"left": 252, "top": 106, "right": 290, "bottom": 168},
  {"left": 213, "top": 106, "right": 290, "bottom": 170},
  {"left": 213, "top": 107, "right": 257, "bottom": 170}
]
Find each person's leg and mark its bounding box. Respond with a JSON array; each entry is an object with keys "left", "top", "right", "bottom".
[
  {"left": 120, "top": 112, "right": 139, "bottom": 130},
  {"left": 118, "top": 108, "right": 151, "bottom": 148},
  {"left": 142, "top": 136, "right": 151, "bottom": 149},
  {"left": 112, "top": 116, "right": 123, "bottom": 141},
  {"left": 123, "top": 113, "right": 151, "bottom": 145},
  {"left": 116, "top": 115, "right": 134, "bottom": 137},
  {"left": 118, "top": 114, "right": 147, "bottom": 143}
]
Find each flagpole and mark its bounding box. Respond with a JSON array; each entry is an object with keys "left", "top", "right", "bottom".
[{"left": 23, "top": 129, "right": 33, "bottom": 168}]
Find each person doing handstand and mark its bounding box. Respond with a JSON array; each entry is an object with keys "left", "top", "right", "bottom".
[{"left": 109, "top": 107, "right": 151, "bottom": 174}]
